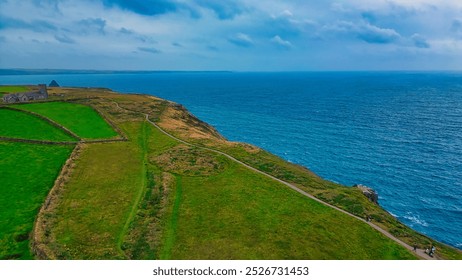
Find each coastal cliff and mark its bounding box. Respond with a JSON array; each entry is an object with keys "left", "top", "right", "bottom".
[{"left": 1, "top": 86, "right": 461, "bottom": 260}]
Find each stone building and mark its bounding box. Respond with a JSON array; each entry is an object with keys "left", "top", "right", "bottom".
[{"left": 2, "top": 84, "right": 48, "bottom": 103}]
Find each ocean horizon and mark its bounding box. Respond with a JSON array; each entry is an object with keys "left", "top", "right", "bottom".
[{"left": 1, "top": 71, "right": 461, "bottom": 249}]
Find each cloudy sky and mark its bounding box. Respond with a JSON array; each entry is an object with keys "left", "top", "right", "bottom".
[{"left": 1, "top": 0, "right": 462, "bottom": 71}]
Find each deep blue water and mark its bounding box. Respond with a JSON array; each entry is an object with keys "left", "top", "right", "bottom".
[{"left": 2, "top": 72, "right": 461, "bottom": 249}]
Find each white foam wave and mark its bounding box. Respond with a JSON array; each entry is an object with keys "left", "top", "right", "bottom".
[
  {"left": 404, "top": 212, "right": 429, "bottom": 227},
  {"left": 387, "top": 211, "right": 398, "bottom": 218}
]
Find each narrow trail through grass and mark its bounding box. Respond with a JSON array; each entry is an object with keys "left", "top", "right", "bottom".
[
  {"left": 117, "top": 121, "right": 149, "bottom": 256},
  {"left": 160, "top": 175, "right": 182, "bottom": 260}
]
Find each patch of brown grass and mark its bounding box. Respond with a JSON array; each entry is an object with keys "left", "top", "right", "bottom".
[
  {"left": 158, "top": 105, "right": 225, "bottom": 142},
  {"left": 152, "top": 145, "right": 227, "bottom": 177}
]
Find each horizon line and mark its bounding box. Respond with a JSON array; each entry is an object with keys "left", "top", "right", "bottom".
[{"left": 1, "top": 68, "right": 462, "bottom": 75}]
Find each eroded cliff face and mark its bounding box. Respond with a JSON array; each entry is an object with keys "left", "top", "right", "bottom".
[{"left": 158, "top": 102, "right": 226, "bottom": 142}]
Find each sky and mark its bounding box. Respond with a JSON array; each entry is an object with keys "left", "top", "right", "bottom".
[{"left": 1, "top": 0, "right": 462, "bottom": 71}]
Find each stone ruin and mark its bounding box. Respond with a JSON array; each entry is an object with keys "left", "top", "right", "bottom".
[{"left": 2, "top": 84, "right": 48, "bottom": 103}]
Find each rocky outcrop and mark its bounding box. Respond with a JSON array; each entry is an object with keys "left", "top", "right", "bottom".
[
  {"left": 49, "top": 80, "right": 60, "bottom": 87},
  {"left": 353, "top": 184, "right": 379, "bottom": 205}
]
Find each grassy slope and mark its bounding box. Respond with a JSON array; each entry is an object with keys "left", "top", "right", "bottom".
[
  {"left": 155, "top": 105, "right": 462, "bottom": 260},
  {"left": 12, "top": 102, "right": 118, "bottom": 139},
  {"left": 107, "top": 107, "right": 414, "bottom": 259},
  {"left": 207, "top": 144, "right": 462, "bottom": 259},
  {"left": 0, "top": 108, "right": 77, "bottom": 141},
  {"left": 45, "top": 122, "right": 145, "bottom": 259},
  {"left": 0, "top": 85, "right": 29, "bottom": 97},
  {"left": 0, "top": 142, "right": 74, "bottom": 259},
  {"left": 91, "top": 91, "right": 459, "bottom": 259},
  {"left": 3, "top": 87, "right": 457, "bottom": 260},
  {"left": 122, "top": 119, "right": 178, "bottom": 259},
  {"left": 155, "top": 150, "right": 415, "bottom": 260},
  {"left": 97, "top": 97, "right": 414, "bottom": 259}
]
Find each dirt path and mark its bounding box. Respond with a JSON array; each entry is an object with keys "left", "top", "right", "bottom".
[{"left": 114, "top": 101, "right": 433, "bottom": 260}]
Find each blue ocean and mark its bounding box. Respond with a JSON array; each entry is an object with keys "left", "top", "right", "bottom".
[{"left": 2, "top": 72, "right": 461, "bottom": 249}]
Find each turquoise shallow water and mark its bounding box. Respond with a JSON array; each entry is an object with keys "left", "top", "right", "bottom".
[{"left": 2, "top": 71, "right": 461, "bottom": 249}]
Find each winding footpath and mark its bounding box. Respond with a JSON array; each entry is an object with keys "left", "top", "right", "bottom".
[{"left": 114, "top": 101, "right": 432, "bottom": 260}]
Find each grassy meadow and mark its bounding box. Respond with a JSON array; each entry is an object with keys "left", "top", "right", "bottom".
[
  {"left": 48, "top": 108, "right": 414, "bottom": 259},
  {"left": 0, "top": 142, "right": 74, "bottom": 259},
  {"left": 12, "top": 102, "right": 118, "bottom": 139},
  {"left": 155, "top": 105, "right": 462, "bottom": 260},
  {"left": 154, "top": 147, "right": 415, "bottom": 260},
  {"left": 203, "top": 143, "right": 462, "bottom": 259},
  {"left": 0, "top": 108, "right": 77, "bottom": 141},
  {"left": 43, "top": 122, "right": 146, "bottom": 259},
  {"left": 0, "top": 85, "right": 29, "bottom": 97},
  {"left": 1, "top": 86, "right": 459, "bottom": 260}
]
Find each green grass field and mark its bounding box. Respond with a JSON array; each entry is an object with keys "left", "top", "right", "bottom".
[
  {"left": 40, "top": 117, "right": 413, "bottom": 260},
  {"left": 203, "top": 142, "right": 462, "bottom": 259},
  {"left": 0, "top": 108, "right": 77, "bottom": 141},
  {"left": 0, "top": 142, "right": 74, "bottom": 259},
  {"left": 122, "top": 117, "right": 417, "bottom": 259},
  {"left": 2, "top": 88, "right": 458, "bottom": 260},
  {"left": 155, "top": 153, "right": 416, "bottom": 260},
  {"left": 122, "top": 121, "right": 178, "bottom": 259},
  {"left": 44, "top": 122, "right": 146, "bottom": 259},
  {"left": 0, "top": 85, "right": 29, "bottom": 97},
  {"left": 12, "top": 102, "right": 118, "bottom": 139}
]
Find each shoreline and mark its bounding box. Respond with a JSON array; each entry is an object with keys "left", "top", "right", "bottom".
[{"left": 0, "top": 84, "right": 462, "bottom": 260}]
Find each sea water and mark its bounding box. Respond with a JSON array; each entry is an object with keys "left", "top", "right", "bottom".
[{"left": 2, "top": 71, "right": 461, "bottom": 249}]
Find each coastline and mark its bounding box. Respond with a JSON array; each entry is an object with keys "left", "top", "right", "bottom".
[{"left": 1, "top": 84, "right": 461, "bottom": 259}]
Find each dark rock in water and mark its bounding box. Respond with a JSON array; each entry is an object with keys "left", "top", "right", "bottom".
[
  {"left": 49, "top": 80, "right": 60, "bottom": 87},
  {"left": 353, "top": 184, "right": 379, "bottom": 204}
]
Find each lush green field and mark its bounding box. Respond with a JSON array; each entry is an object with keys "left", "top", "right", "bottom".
[
  {"left": 0, "top": 85, "right": 29, "bottom": 96},
  {"left": 44, "top": 122, "right": 146, "bottom": 259},
  {"left": 163, "top": 106, "right": 460, "bottom": 260},
  {"left": 0, "top": 142, "right": 74, "bottom": 259},
  {"left": 2, "top": 88, "right": 456, "bottom": 260},
  {"left": 115, "top": 114, "right": 416, "bottom": 259},
  {"left": 201, "top": 142, "right": 462, "bottom": 259},
  {"left": 12, "top": 102, "right": 118, "bottom": 139},
  {"left": 0, "top": 108, "right": 77, "bottom": 141},
  {"left": 90, "top": 96, "right": 418, "bottom": 259},
  {"left": 123, "top": 122, "right": 179, "bottom": 259},
  {"left": 155, "top": 151, "right": 415, "bottom": 260}
]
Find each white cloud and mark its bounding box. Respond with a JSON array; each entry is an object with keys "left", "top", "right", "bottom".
[
  {"left": 270, "top": 35, "right": 293, "bottom": 49},
  {"left": 228, "top": 32, "right": 254, "bottom": 47},
  {"left": 280, "top": 10, "right": 293, "bottom": 18},
  {"left": 348, "top": 0, "right": 462, "bottom": 11},
  {"left": 324, "top": 21, "right": 401, "bottom": 44}
]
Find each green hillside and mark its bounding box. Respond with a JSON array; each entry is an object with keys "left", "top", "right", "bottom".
[
  {"left": 0, "top": 108, "right": 77, "bottom": 142},
  {"left": 0, "top": 85, "right": 29, "bottom": 97},
  {"left": 0, "top": 142, "right": 74, "bottom": 259},
  {"left": 12, "top": 102, "right": 118, "bottom": 139},
  {"left": 1, "top": 86, "right": 460, "bottom": 260}
]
